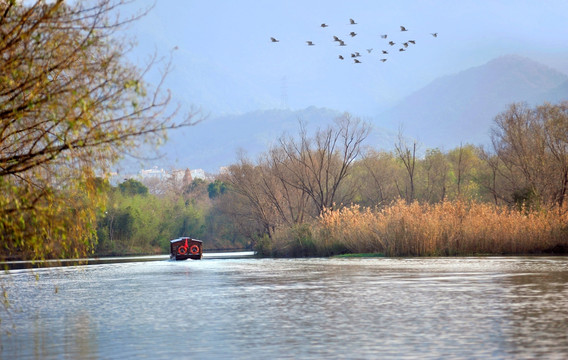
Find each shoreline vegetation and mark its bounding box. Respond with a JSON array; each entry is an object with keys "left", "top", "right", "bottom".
[
  {"left": 2, "top": 1, "right": 568, "bottom": 264},
  {"left": 260, "top": 200, "right": 568, "bottom": 258}
]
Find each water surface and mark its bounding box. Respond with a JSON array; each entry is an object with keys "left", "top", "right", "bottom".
[{"left": 2, "top": 257, "right": 568, "bottom": 359}]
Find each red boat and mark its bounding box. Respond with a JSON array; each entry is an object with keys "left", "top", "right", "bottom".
[{"left": 170, "top": 237, "right": 203, "bottom": 260}]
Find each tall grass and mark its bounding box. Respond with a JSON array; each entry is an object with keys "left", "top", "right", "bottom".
[{"left": 268, "top": 200, "right": 568, "bottom": 257}]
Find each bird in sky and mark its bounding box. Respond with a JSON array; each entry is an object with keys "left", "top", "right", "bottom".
[{"left": 267, "top": 20, "right": 439, "bottom": 66}]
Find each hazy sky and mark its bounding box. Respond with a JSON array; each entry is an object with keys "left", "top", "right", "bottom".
[{"left": 125, "top": 0, "right": 568, "bottom": 116}]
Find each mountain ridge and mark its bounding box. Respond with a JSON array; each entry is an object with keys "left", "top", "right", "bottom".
[
  {"left": 130, "top": 55, "right": 568, "bottom": 173},
  {"left": 377, "top": 54, "right": 568, "bottom": 148}
]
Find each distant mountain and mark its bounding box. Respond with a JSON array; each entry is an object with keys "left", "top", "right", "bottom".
[
  {"left": 378, "top": 55, "right": 568, "bottom": 149},
  {"left": 121, "top": 55, "right": 568, "bottom": 174},
  {"left": 537, "top": 79, "right": 568, "bottom": 104},
  {"left": 143, "top": 107, "right": 349, "bottom": 173}
]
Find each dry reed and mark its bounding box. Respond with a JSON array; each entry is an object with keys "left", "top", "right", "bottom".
[{"left": 271, "top": 200, "right": 568, "bottom": 257}]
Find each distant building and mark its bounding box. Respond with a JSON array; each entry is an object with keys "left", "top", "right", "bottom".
[
  {"left": 191, "top": 169, "right": 207, "bottom": 180},
  {"left": 139, "top": 166, "right": 166, "bottom": 180},
  {"left": 110, "top": 166, "right": 211, "bottom": 187},
  {"left": 182, "top": 168, "right": 193, "bottom": 187},
  {"left": 169, "top": 169, "right": 186, "bottom": 182}
]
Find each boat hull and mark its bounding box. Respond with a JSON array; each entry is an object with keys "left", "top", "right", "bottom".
[{"left": 170, "top": 237, "right": 203, "bottom": 260}]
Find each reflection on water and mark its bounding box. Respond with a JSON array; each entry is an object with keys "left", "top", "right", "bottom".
[{"left": 1, "top": 257, "right": 568, "bottom": 359}]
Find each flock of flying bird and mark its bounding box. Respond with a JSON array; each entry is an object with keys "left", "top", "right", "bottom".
[{"left": 270, "top": 18, "right": 438, "bottom": 64}]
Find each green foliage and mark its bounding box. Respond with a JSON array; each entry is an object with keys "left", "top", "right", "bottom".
[
  {"left": 91, "top": 173, "right": 254, "bottom": 256},
  {"left": 253, "top": 234, "right": 272, "bottom": 257},
  {"left": 0, "top": 168, "right": 103, "bottom": 261},
  {"left": 207, "top": 180, "right": 227, "bottom": 198},
  {"left": 512, "top": 187, "right": 539, "bottom": 211},
  {"left": 185, "top": 178, "right": 206, "bottom": 194},
  {"left": 273, "top": 224, "right": 317, "bottom": 257},
  {"left": 95, "top": 189, "right": 207, "bottom": 256},
  {"left": 118, "top": 179, "right": 148, "bottom": 197}
]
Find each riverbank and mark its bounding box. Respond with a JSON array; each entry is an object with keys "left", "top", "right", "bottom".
[{"left": 264, "top": 200, "right": 568, "bottom": 258}]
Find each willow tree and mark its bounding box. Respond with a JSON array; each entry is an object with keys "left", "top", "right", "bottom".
[{"left": 0, "top": 1, "right": 197, "bottom": 260}]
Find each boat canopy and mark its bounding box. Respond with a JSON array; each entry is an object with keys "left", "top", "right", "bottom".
[{"left": 170, "top": 237, "right": 203, "bottom": 243}]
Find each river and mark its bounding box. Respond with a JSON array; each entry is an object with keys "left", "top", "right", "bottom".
[{"left": 1, "top": 256, "right": 568, "bottom": 359}]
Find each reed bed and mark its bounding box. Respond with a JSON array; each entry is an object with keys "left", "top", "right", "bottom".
[{"left": 269, "top": 200, "right": 568, "bottom": 257}]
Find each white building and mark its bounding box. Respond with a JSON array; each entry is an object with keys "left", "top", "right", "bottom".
[{"left": 138, "top": 167, "right": 167, "bottom": 179}]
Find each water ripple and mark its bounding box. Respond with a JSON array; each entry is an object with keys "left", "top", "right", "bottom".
[{"left": 2, "top": 257, "right": 568, "bottom": 359}]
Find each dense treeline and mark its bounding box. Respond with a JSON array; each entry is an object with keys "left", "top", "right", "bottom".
[
  {"left": 94, "top": 178, "right": 248, "bottom": 256},
  {"left": 97, "top": 101, "right": 568, "bottom": 257},
  {"left": 219, "top": 102, "right": 568, "bottom": 257}
]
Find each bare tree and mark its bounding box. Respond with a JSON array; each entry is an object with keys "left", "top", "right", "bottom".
[
  {"left": 447, "top": 144, "right": 480, "bottom": 199},
  {"left": 478, "top": 148, "right": 508, "bottom": 206},
  {"left": 490, "top": 102, "right": 568, "bottom": 208},
  {"left": 222, "top": 114, "right": 370, "bottom": 244},
  {"left": 223, "top": 158, "right": 280, "bottom": 239},
  {"left": 262, "top": 148, "right": 313, "bottom": 225},
  {"left": 539, "top": 102, "right": 568, "bottom": 207},
  {"left": 273, "top": 114, "right": 370, "bottom": 214},
  {"left": 421, "top": 148, "right": 449, "bottom": 203},
  {"left": 394, "top": 131, "right": 418, "bottom": 202},
  {"left": 360, "top": 149, "right": 400, "bottom": 206}
]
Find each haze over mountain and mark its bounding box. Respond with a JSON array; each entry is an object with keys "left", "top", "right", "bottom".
[
  {"left": 379, "top": 55, "right": 568, "bottom": 149},
  {"left": 114, "top": 0, "right": 568, "bottom": 174},
  {"left": 145, "top": 107, "right": 346, "bottom": 173},
  {"left": 125, "top": 55, "right": 568, "bottom": 174}
]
